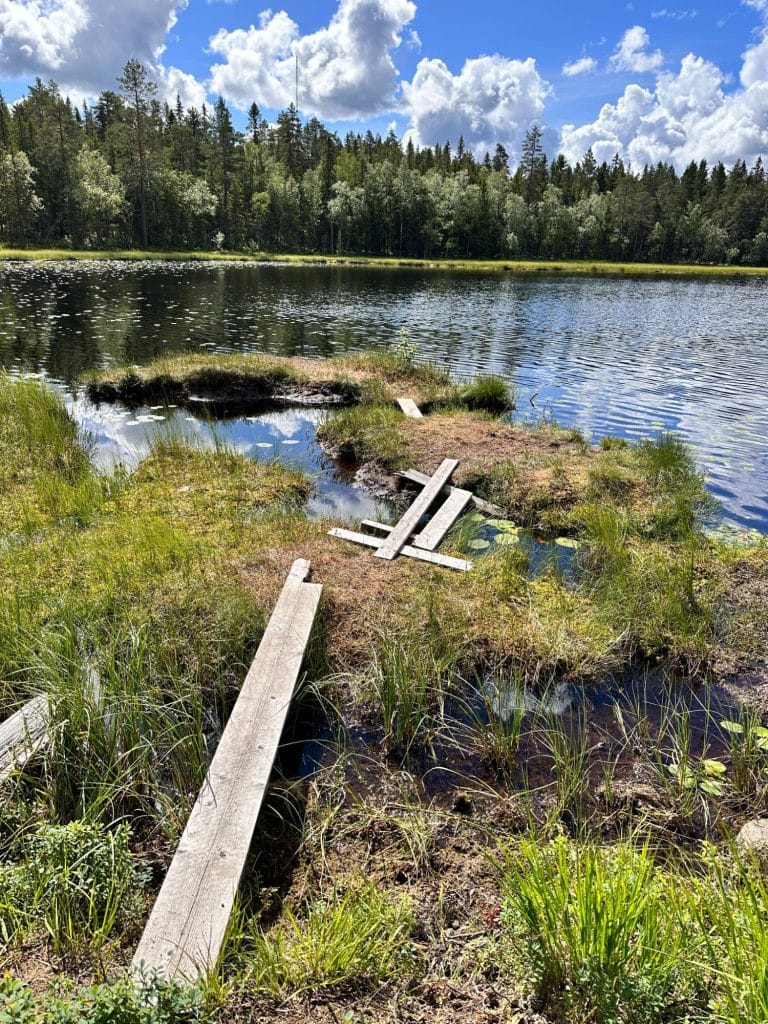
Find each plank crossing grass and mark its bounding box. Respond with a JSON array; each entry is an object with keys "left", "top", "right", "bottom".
[
  {"left": 132, "top": 559, "right": 322, "bottom": 981},
  {"left": 396, "top": 397, "right": 424, "bottom": 419},
  {"left": 398, "top": 468, "right": 504, "bottom": 516},
  {"left": 374, "top": 459, "right": 459, "bottom": 561},
  {"left": 0, "top": 695, "right": 49, "bottom": 783},
  {"left": 329, "top": 527, "right": 472, "bottom": 572},
  {"left": 413, "top": 487, "right": 473, "bottom": 551}
]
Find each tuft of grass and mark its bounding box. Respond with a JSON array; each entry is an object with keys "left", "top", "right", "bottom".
[
  {"left": 497, "top": 836, "right": 696, "bottom": 1023},
  {"left": 445, "top": 374, "right": 515, "bottom": 415},
  {"left": 243, "top": 882, "right": 415, "bottom": 997},
  {"left": 317, "top": 404, "right": 407, "bottom": 468}
]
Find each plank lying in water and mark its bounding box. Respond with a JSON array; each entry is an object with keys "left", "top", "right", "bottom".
[
  {"left": 397, "top": 468, "right": 505, "bottom": 517},
  {"left": 132, "top": 559, "right": 322, "bottom": 981},
  {"left": 0, "top": 695, "right": 49, "bottom": 783},
  {"left": 396, "top": 397, "right": 423, "bottom": 419},
  {"left": 374, "top": 458, "right": 459, "bottom": 562},
  {"left": 330, "top": 527, "right": 472, "bottom": 572},
  {"left": 413, "top": 487, "right": 473, "bottom": 551}
]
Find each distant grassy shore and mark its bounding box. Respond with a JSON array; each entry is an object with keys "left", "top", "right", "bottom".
[{"left": 2, "top": 246, "right": 768, "bottom": 276}]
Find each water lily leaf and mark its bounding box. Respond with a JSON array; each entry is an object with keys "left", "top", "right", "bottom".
[
  {"left": 700, "top": 780, "right": 724, "bottom": 797},
  {"left": 555, "top": 537, "right": 581, "bottom": 550},
  {"left": 467, "top": 513, "right": 485, "bottom": 523},
  {"left": 254, "top": 442, "right": 273, "bottom": 449},
  {"left": 702, "top": 758, "right": 727, "bottom": 776},
  {"left": 281, "top": 439, "right": 299, "bottom": 445},
  {"left": 720, "top": 720, "right": 744, "bottom": 735},
  {"left": 487, "top": 518, "right": 518, "bottom": 531},
  {"left": 468, "top": 539, "right": 491, "bottom": 551},
  {"left": 494, "top": 533, "right": 519, "bottom": 547}
]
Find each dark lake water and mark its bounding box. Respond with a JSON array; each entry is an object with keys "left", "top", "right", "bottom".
[{"left": 1, "top": 260, "right": 767, "bottom": 532}]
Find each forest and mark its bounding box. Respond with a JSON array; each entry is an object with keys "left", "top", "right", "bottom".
[{"left": 1, "top": 58, "right": 768, "bottom": 265}]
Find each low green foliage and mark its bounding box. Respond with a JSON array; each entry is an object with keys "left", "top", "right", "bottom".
[
  {"left": 0, "top": 971, "right": 207, "bottom": 1023},
  {"left": 317, "top": 404, "right": 406, "bottom": 467},
  {"left": 243, "top": 883, "right": 415, "bottom": 997},
  {"left": 0, "top": 820, "right": 146, "bottom": 951}
]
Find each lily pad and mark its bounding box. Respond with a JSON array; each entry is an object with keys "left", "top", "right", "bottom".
[
  {"left": 555, "top": 537, "right": 581, "bottom": 550},
  {"left": 487, "top": 518, "right": 518, "bottom": 531},
  {"left": 494, "top": 533, "right": 519, "bottom": 547},
  {"left": 468, "top": 539, "right": 491, "bottom": 551},
  {"left": 702, "top": 758, "right": 727, "bottom": 777},
  {"left": 467, "top": 513, "right": 485, "bottom": 524}
]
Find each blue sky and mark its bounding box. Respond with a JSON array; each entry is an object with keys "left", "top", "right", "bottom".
[{"left": 1, "top": 0, "right": 767, "bottom": 167}]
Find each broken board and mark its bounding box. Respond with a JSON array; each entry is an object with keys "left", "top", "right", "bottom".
[
  {"left": 0, "top": 695, "right": 49, "bottom": 783},
  {"left": 374, "top": 458, "right": 459, "bottom": 561}
]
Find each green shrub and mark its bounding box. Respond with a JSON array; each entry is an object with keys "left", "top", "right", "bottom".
[
  {"left": 0, "top": 820, "right": 147, "bottom": 952},
  {"left": 0, "top": 971, "right": 206, "bottom": 1024}
]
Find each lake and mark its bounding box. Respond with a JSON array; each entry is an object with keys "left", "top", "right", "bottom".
[{"left": 1, "top": 259, "right": 766, "bottom": 532}]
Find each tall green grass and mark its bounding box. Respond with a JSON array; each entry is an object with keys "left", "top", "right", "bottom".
[{"left": 242, "top": 883, "right": 414, "bottom": 997}]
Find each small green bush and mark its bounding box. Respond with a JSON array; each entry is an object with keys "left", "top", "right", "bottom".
[
  {"left": 0, "top": 971, "right": 206, "bottom": 1024},
  {"left": 0, "top": 820, "right": 147, "bottom": 952}
]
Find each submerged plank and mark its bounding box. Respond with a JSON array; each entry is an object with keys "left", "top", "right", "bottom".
[
  {"left": 330, "top": 527, "right": 472, "bottom": 572},
  {"left": 397, "top": 469, "right": 504, "bottom": 516},
  {"left": 0, "top": 695, "right": 49, "bottom": 783},
  {"left": 132, "top": 560, "right": 322, "bottom": 980},
  {"left": 374, "top": 459, "right": 459, "bottom": 561},
  {"left": 396, "top": 397, "right": 423, "bottom": 419},
  {"left": 413, "top": 487, "right": 472, "bottom": 551}
]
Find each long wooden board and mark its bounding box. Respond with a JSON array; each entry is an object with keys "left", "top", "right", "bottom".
[
  {"left": 0, "top": 695, "right": 49, "bottom": 783},
  {"left": 374, "top": 459, "right": 458, "bottom": 561},
  {"left": 396, "top": 397, "right": 423, "bottom": 419},
  {"left": 397, "top": 469, "right": 504, "bottom": 516},
  {"left": 330, "top": 527, "right": 472, "bottom": 572},
  {"left": 132, "top": 560, "right": 322, "bottom": 980},
  {"left": 413, "top": 487, "right": 472, "bottom": 551}
]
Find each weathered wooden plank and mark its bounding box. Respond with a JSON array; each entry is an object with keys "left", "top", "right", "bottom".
[
  {"left": 0, "top": 695, "right": 49, "bottom": 783},
  {"left": 330, "top": 527, "right": 472, "bottom": 572},
  {"left": 374, "top": 459, "right": 459, "bottom": 561},
  {"left": 132, "top": 560, "right": 322, "bottom": 981},
  {"left": 397, "top": 469, "right": 504, "bottom": 516},
  {"left": 413, "top": 487, "right": 472, "bottom": 551},
  {"left": 396, "top": 397, "right": 423, "bottom": 419}
]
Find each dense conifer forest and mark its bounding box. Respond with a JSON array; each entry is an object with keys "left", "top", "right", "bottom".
[{"left": 1, "top": 59, "right": 767, "bottom": 264}]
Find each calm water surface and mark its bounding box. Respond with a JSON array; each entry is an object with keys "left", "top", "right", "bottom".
[{"left": 1, "top": 260, "right": 766, "bottom": 530}]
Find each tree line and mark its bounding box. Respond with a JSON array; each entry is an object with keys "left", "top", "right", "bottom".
[{"left": 1, "top": 59, "right": 767, "bottom": 265}]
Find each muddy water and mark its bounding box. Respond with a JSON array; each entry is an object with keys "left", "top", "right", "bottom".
[{"left": 1, "top": 260, "right": 767, "bottom": 531}]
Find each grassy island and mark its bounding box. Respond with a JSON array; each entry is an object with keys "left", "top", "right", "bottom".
[
  {"left": 1, "top": 357, "right": 767, "bottom": 1023},
  {"left": 3, "top": 247, "right": 768, "bottom": 277}
]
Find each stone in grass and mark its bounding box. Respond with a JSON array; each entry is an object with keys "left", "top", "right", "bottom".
[{"left": 736, "top": 818, "right": 768, "bottom": 862}]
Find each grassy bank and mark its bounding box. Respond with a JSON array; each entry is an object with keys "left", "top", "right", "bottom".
[
  {"left": 1, "top": 365, "right": 767, "bottom": 1022},
  {"left": 3, "top": 246, "right": 768, "bottom": 277}
]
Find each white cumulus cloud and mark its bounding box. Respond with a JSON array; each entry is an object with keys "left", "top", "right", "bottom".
[
  {"left": 562, "top": 56, "right": 598, "bottom": 77},
  {"left": 0, "top": 0, "right": 200, "bottom": 106},
  {"left": 402, "top": 54, "right": 551, "bottom": 160},
  {"left": 208, "top": 0, "right": 416, "bottom": 119},
  {"left": 611, "top": 25, "right": 664, "bottom": 73},
  {"left": 561, "top": 39, "right": 768, "bottom": 169}
]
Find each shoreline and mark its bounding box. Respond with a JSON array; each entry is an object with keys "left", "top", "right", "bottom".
[{"left": 2, "top": 246, "right": 768, "bottom": 277}]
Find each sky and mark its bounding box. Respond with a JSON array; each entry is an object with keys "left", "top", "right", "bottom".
[{"left": 0, "top": 0, "right": 767, "bottom": 169}]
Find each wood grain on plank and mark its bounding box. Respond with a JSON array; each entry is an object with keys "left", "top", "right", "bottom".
[
  {"left": 413, "top": 487, "right": 472, "bottom": 551},
  {"left": 374, "top": 459, "right": 458, "bottom": 561},
  {"left": 330, "top": 527, "right": 472, "bottom": 572},
  {"left": 132, "top": 560, "right": 321, "bottom": 980},
  {"left": 396, "top": 397, "right": 423, "bottom": 419},
  {"left": 0, "top": 695, "right": 49, "bottom": 783}
]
